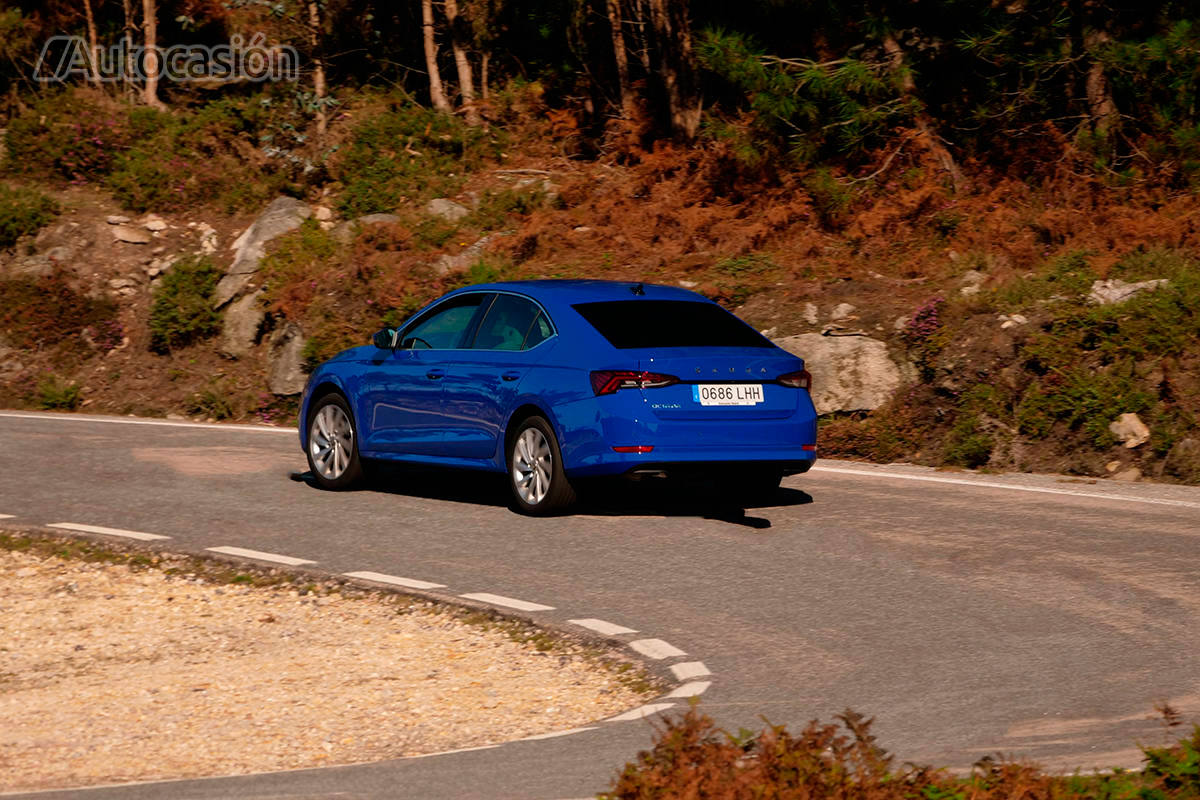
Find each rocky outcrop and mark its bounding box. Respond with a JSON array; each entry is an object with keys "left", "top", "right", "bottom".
[
  {"left": 426, "top": 198, "right": 470, "bottom": 223},
  {"left": 1163, "top": 438, "right": 1200, "bottom": 483},
  {"left": 219, "top": 291, "right": 267, "bottom": 359},
  {"left": 1089, "top": 278, "right": 1168, "bottom": 306},
  {"left": 267, "top": 322, "right": 307, "bottom": 395},
  {"left": 213, "top": 197, "right": 312, "bottom": 308},
  {"left": 433, "top": 235, "right": 494, "bottom": 276},
  {"left": 774, "top": 333, "right": 903, "bottom": 413}
]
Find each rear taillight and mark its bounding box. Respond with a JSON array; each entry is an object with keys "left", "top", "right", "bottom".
[
  {"left": 590, "top": 370, "right": 679, "bottom": 396},
  {"left": 777, "top": 369, "right": 812, "bottom": 390}
]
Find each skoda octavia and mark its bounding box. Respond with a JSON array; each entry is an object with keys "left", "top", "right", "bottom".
[{"left": 299, "top": 280, "right": 817, "bottom": 514}]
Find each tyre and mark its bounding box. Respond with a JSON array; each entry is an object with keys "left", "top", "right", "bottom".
[
  {"left": 305, "top": 393, "right": 364, "bottom": 490},
  {"left": 508, "top": 415, "right": 576, "bottom": 515}
]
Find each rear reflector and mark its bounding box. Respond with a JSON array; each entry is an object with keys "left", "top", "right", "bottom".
[
  {"left": 778, "top": 369, "right": 812, "bottom": 389},
  {"left": 802, "top": 444, "right": 816, "bottom": 452},
  {"left": 590, "top": 370, "right": 679, "bottom": 396},
  {"left": 612, "top": 445, "right": 655, "bottom": 454}
]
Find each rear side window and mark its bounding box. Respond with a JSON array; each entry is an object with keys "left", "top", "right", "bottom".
[
  {"left": 471, "top": 294, "right": 548, "bottom": 351},
  {"left": 572, "top": 300, "right": 771, "bottom": 349}
]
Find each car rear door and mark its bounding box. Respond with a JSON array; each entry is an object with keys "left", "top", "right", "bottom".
[{"left": 441, "top": 293, "right": 556, "bottom": 459}]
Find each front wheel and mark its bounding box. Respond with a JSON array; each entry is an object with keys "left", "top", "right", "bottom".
[
  {"left": 508, "top": 415, "right": 576, "bottom": 515},
  {"left": 306, "top": 393, "right": 364, "bottom": 490}
]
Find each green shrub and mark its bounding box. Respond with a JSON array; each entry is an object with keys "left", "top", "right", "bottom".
[
  {"left": 333, "top": 103, "right": 501, "bottom": 217},
  {"left": 4, "top": 92, "right": 128, "bottom": 182},
  {"left": 804, "top": 167, "right": 855, "bottom": 228},
  {"left": 0, "top": 184, "right": 59, "bottom": 249},
  {"left": 467, "top": 187, "right": 546, "bottom": 230},
  {"left": 0, "top": 270, "right": 117, "bottom": 349},
  {"left": 148, "top": 256, "right": 222, "bottom": 354},
  {"left": 943, "top": 416, "right": 995, "bottom": 468},
  {"left": 714, "top": 253, "right": 776, "bottom": 277},
  {"left": 35, "top": 375, "right": 81, "bottom": 410}
]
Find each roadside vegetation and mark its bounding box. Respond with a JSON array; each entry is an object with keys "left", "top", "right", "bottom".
[{"left": 606, "top": 706, "right": 1200, "bottom": 799}]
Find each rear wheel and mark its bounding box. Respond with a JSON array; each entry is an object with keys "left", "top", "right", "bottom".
[
  {"left": 508, "top": 415, "right": 576, "bottom": 515},
  {"left": 306, "top": 393, "right": 364, "bottom": 490}
]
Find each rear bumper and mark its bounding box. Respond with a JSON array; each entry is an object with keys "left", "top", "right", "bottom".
[{"left": 554, "top": 392, "right": 818, "bottom": 478}]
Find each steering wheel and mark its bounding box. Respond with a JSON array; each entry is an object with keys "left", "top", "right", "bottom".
[{"left": 405, "top": 336, "right": 432, "bottom": 350}]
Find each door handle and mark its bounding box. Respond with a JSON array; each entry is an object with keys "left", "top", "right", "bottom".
[
  {"left": 426, "top": 369, "right": 445, "bottom": 380},
  {"left": 502, "top": 371, "right": 521, "bottom": 382}
]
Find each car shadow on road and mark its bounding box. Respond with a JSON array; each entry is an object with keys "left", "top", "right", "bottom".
[{"left": 290, "top": 465, "right": 813, "bottom": 529}]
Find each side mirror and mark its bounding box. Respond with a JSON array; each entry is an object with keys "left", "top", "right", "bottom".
[{"left": 372, "top": 328, "right": 397, "bottom": 350}]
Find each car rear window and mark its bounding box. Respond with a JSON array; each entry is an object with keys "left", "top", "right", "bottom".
[{"left": 572, "top": 300, "right": 771, "bottom": 349}]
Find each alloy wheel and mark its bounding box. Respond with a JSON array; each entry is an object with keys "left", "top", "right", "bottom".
[
  {"left": 309, "top": 403, "right": 355, "bottom": 481},
  {"left": 512, "top": 427, "right": 553, "bottom": 506}
]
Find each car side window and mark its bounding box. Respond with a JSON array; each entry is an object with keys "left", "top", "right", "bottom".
[
  {"left": 401, "top": 294, "right": 486, "bottom": 350},
  {"left": 470, "top": 294, "right": 545, "bottom": 351},
  {"left": 524, "top": 312, "right": 552, "bottom": 349}
]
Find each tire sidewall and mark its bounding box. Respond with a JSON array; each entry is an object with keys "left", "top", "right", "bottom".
[
  {"left": 306, "top": 393, "right": 364, "bottom": 490},
  {"left": 508, "top": 415, "right": 573, "bottom": 515}
]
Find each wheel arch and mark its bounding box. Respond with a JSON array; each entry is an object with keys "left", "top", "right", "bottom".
[
  {"left": 300, "top": 377, "right": 355, "bottom": 450},
  {"left": 501, "top": 402, "right": 561, "bottom": 466}
]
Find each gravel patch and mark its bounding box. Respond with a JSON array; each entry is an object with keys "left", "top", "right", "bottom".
[{"left": 0, "top": 542, "right": 650, "bottom": 793}]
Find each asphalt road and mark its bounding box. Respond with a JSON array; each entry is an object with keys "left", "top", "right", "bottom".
[{"left": 2, "top": 410, "right": 1199, "bottom": 799}]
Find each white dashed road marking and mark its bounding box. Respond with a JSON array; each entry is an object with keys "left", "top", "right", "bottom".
[
  {"left": 459, "top": 592, "right": 555, "bottom": 612},
  {"left": 606, "top": 703, "right": 676, "bottom": 722},
  {"left": 206, "top": 546, "right": 315, "bottom": 566},
  {"left": 666, "top": 681, "right": 712, "bottom": 698},
  {"left": 670, "top": 661, "right": 712, "bottom": 681},
  {"left": 519, "top": 727, "right": 598, "bottom": 741},
  {"left": 47, "top": 522, "right": 170, "bottom": 541},
  {"left": 568, "top": 618, "right": 638, "bottom": 636},
  {"left": 0, "top": 514, "right": 15, "bottom": 520},
  {"left": 628, "top": 639, "right": 686, "bottom": 659},
  {"left": 343, "top": 571, "right": 446, "bottom": 590}
]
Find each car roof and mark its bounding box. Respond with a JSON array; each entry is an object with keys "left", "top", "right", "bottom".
[{"left": 447, "top": 279, "right": 708, "bottom": 306}]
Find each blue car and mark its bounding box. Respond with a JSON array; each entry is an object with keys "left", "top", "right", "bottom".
[{"left": 299, "top": 280, "right": 817, "bottom": 514}]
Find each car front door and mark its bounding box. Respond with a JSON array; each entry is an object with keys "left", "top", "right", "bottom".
[
  {"left": 441, "top": 293, "right": 556, "bottom": 460},
  {"left": 359, "top": 293, "right": 490, "bottom": 455}
]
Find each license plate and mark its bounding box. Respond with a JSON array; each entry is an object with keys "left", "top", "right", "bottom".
[{"left": 692, "top": 383, "right": 764, "bottom": 406}]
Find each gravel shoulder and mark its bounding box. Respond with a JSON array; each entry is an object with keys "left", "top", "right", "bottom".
[{"left": 0, "top": 531, "right": 655, "bottom": 794}]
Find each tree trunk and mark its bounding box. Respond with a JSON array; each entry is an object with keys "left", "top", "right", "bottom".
[
  {"left": 606, "top": 0, "right": 635, "bottom": 116},
  {"left": 480, "top": 51, "right": 490, "bottom": 103},
  {"left": 141, "top": 0, "right": 166, "bottom": 109},
  {"left": 646, "top": 0, "right": 700, "bottom": 139},
  {"left": 882, "top": 32, "right": 965, "bottom": 194},
  {"left": 1084, "top": 29, "right": 1118, "bottom": 135},
  {"left": 82, "top": 0, "right": 102, "bottom": 87},
  {"left": 443, "top": 0, "right": 480, "bottom": 125},
  {"left": 307, "top": 0, "right": 327, "bottom": 138},
  {"left": 122, "top": 0, "right": 136, "bottom": 100},
  {"left": 421, "top": 0, "right": 451, "bottom": 113}
]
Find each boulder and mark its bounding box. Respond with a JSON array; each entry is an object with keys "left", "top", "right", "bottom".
[
  {"left": 196, "top": 223, "right": 218, "bottom": 255},
  {"left": 1163, "top": 438, "right": 1200, "bottom": 483},
  {"left": 774, "top": 333, "right": 903, "bottom": 413},
  {"left": 433, "top": 235, "right": 494, "bottom": 276},
  {"left": 267, "top": 322, "right": 308, "bottom": 395},
  {"left": 111, "top": 225, "right": 152, "bottom": 245},
  {"left": 213, "top": 197, "right": 312, "bottom": 308},
  {"left": 1089, "top": 278, "right": 1169, "bottom": 306},
  {"left": 830, "top": 302, "right": 857, "bottom": 320},
  {"left": 426, "top": 198, "right": 470, "bottom": 223},
  {"left": 801, "top": 303, "right": 819, "bottom": 326},
  {"left": 312, "top": 205, "right": 333, "bottom": 221},
  {"left": 219, "top": 291, "right": 267, "bottom": 359},
  {"left": 1111, "top": 467, "right": 1142, "bottom": 482},
  {"left": 1109, "top": 412, "right": 1150, "bottom": 448},
  {"left": 141, "top": 214, "right": 168, "bottom": 232}
]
